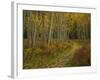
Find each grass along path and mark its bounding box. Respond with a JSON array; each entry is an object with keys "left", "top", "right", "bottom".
[
  {"left": 49, "top": 42, "right": 82, "bottom": 67},
  {"left": 23, "top": 41, "right": 86, "bottom": 69}
]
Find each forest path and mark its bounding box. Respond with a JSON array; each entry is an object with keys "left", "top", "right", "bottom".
[
  {"left": 24, "top": 41, "right": 84, "bottom": 68},
  {"left": 54, "top": 42, "right": 82, "bottom": 67}
]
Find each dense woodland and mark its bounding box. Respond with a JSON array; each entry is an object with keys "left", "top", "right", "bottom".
[{"left": 23, "top": 10, "right": 91, "bottom": 69}]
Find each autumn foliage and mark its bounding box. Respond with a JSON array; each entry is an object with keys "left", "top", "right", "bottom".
[{"left": 23, "top": 10, "right": 91, "bottom": 69}]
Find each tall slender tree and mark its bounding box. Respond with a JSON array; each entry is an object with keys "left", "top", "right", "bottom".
[{"left": 48, "top": 12, "right": 54, "bottom": 45}]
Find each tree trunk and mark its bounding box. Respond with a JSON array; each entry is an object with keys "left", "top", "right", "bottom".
[
  {"left": 27, "top": 11, "right": 32, "bottom": 48},
  {"left": 48, "top": 12, "right": 54, "bottom": 45},
  {"left": 32, "top": 12, "right": 38, "bottom": 47}
]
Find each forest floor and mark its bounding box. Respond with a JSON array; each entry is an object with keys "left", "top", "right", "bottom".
[{"left": 23, "top": 40, "right": 91, "bottom": 69}]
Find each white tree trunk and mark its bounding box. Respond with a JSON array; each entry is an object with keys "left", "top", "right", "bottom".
[{"left": 48, "top": 12, "right": 54, "bottom": 45}]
